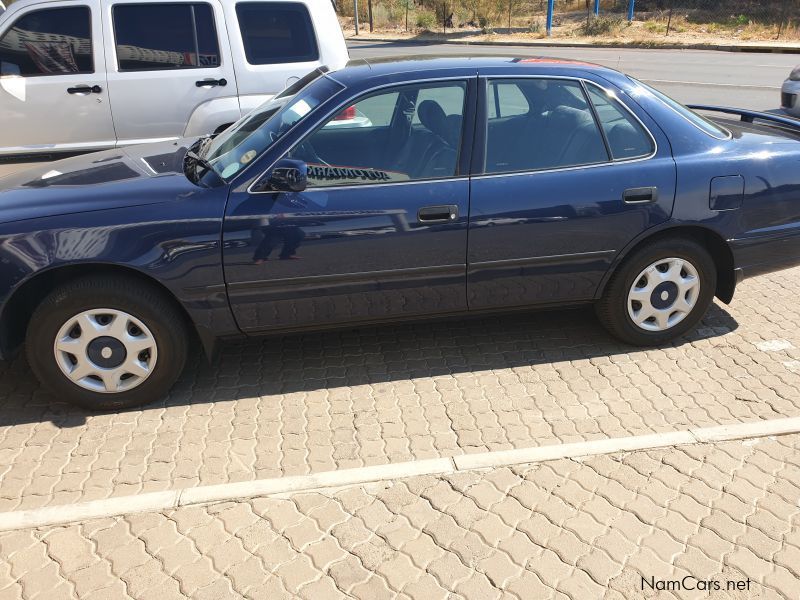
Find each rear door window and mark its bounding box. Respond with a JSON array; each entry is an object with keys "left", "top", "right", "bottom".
[
  {"left": 487, "top": 82, "right": 529, "bottom": 119},
  {"left": 236, "top": 2, "right": 318, "bottom": 65},
  {"left": 112, "top": 3, "right": 220, "bottom": 71},
  {"left": 485, "top": 78, "right": 609, "bottom": 174},
  {"left": 0, "top": 6, "right": 93, "bottom": 76}
]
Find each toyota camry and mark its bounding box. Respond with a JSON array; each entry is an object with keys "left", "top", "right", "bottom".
[{"left": 1, "top": 56, "right": 800, "bottom": 410}]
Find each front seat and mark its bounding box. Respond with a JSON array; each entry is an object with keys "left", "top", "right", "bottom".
[{"left": 414, "top": 100, "right": 460, "bottom": 179}]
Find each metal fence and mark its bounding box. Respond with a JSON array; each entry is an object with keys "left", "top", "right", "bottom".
[{"left": 341, "top": 0, "right": 800, "bottom": 40}]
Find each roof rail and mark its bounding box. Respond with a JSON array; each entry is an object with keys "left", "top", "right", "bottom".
[{"left": 687, "top": 105, "right": 800, "bottom": 132}]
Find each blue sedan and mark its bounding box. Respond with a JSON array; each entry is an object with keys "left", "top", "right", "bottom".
[{"left": 1, "top": 56, "right": 800, "bottom": 410}]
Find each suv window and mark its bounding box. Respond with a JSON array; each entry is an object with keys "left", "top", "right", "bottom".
[
  {"left": 485, "top": 79, "right": 608, "bottom": 174},
  {"left": 0, "top": 6, "right": 92, "bottom": 77},
  {"left": 289, "top": 82, "right": 467, "bottom": 188},
  {"left": 236, "top": 2, "right": 318, "bottom": 65},
  {"left": 112, "top": 3, "right": 220, "bottom": 71},
  {"left": 586, "top": 85, "right": 653, "bottom": 160}
]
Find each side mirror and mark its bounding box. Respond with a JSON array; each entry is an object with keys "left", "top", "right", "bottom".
[{"left": 268, "top": 159, "right": 307, "bottom": 193}]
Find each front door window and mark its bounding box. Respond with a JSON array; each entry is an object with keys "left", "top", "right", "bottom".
[{"left": 288, "top": 81, "right": 467, "bottom": 187}]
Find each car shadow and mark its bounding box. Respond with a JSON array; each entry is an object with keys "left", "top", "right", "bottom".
[{"left": 0, "top": 303, "right": 739, "bottom": 428}]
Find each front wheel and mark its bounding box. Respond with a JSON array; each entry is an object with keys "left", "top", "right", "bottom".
[
  {"left": 26, "top": 276, "right": 188, "bottom": 410},
  {"left": 596, "top": 237, "right": 717, "bottom": 346}
]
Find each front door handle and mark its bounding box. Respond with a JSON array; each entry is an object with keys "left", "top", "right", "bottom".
[
  {"left": 196, "top": 78, "right": 227, "bottom": 88},
  {"left": 418, "top": 205, "right": 458, "bottom": 223},
  {"left": 623, "top": 187, "right": 658, "bottom": 204},
  {"left": 67, "top": 84, "right": 102, "bottom": 95}
]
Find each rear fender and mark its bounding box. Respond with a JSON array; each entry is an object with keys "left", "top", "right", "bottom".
[{"left": 183, "top": 97, "right": 244, "bottom": 138}]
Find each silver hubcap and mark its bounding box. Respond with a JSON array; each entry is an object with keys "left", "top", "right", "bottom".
[
  {"left": 53, "top": 309, "right": 158, "bottom": 393},
  {"left": 627, "top": 257, "right": 700, "bottom": 332}
]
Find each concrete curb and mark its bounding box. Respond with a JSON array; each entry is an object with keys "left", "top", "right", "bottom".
[
  {"left": 2, "top": 416, "right": 800, "bottom": 532},
  {"left": 346, "top": 35, "right": 800, "bottom": 54}
]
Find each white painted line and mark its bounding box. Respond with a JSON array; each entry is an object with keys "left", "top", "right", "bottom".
[
  {"left": 641, "top": 78, "right": 781, "bottom": 90},
  {"left": 1, "top": 417, "right": 800, "bottom": 532},
  {"left": 691, "top": 417, "right": 800, "bottom": 443},
  {"left": 756, "top": 339, "right": 795, "bottom": 352},
  {"left": 0, "top": 491, "right": 178, "bottom": 533},
  {"left": 179, "top": 457, "right": 455, "bottom": 506},
  {"left": 453, "top": 431, "right": 696, "bottom": 470}
]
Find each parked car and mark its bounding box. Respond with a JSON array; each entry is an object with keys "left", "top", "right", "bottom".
[
  {"left": 782, "top": 65, "right": 800, "bottom": 118},
  {"left": 2, "top": 56, "right": 800, "bottom": 410},
  {"left": 0, "top": 0, "right": 348, "bottom": 157}
]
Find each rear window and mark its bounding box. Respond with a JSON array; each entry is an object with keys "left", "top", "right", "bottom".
[
  {"left": 112, "top": 3, "right": 220, "bottom": 71},
  {"left": 236, "top": 2, "right": 318, "bottom": 65},
  {"left": 629, "top": 77, "right": 729, "bottom": 139}
]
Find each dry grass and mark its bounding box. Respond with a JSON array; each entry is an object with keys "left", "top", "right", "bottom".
[{"left": 340, "top": 7, "right": 800, "bottom": 45}]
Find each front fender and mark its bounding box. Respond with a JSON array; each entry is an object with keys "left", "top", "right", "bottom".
[{"left": 0, "top": 186, "right": 240, "bottom": 359}]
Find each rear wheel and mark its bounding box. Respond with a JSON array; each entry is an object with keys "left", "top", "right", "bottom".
[
  {"left": 26, "top": 276, "right": 188, "bottom": 410},
  {"left": 596, "top": 237, "right": 717, "bottom": 346}
]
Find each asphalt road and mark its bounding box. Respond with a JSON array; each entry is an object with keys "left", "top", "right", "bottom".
[
  {"left": 0, "top": 42, "right": 794, "bottom": 179},
  {"left": 348, "top": 40, "right": 794, "bottom": 112}
]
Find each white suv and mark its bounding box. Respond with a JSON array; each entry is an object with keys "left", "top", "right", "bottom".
[{"left": 0, "top": 0, "right": 348, "bottom": 156}]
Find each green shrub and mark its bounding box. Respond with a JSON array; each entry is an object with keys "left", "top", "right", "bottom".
[
  {"left": 732, "top": 14, "right": 750, "bottom": 27},
  {"left": 644, "top": 20, "right": 665, "bottom": 33},
  {"left": 416, "top": 10, "right": 437, "bottom": 30},
  {"left": 579, "top": 15, "right": 623, "bottom": 36}
]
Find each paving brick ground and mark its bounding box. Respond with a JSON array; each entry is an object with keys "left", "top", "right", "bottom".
[
  {"left": 1, "top": 269, "right": 800, "bottom": 511},
  {"left": 1, "top": 434, "right": 798, "bottom": 599}
]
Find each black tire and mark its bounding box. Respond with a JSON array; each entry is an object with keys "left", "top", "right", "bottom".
[
  {"left": 26, "top": 276, "right": 188, "bottom": 410},
  {"left": 596, "top": 237, "right": 717, "bottom": 346}
]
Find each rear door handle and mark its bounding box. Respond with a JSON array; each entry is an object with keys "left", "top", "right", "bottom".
[
  {"left": 623, "top": 187, "right": 658, "bottom": 204},
  {"left": 67, "top": 85, "right": 102, "bottom": 95},
  {"left": 196, "top": 78, "right": 227, "bottom": 88},
  {"left": 418, "top": 205, "right": 458, "bottom": 223}
]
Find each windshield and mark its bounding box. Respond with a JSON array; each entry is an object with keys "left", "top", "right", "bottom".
[
  {"left": 204, "top": 71, "right": 342, "bottom": 180},
  {"left": 627, "top": 77, "right": 730, "bottom": 139}
]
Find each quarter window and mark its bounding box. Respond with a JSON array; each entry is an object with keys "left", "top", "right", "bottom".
[
  {"left": 112, "top": 3, "right": 220, "bottom": 71},
  {"left": 586, "top": 85, "right": 653, "bottom": 160},
  {"left": 485, "top": 79, "right": 608, "bottom": 174},
  {"left": 0, "top": 7, "right": 92, "bottom": 77},
  {"left": 289, "top": 82, "right": 467, "bottom": 188},
  {"left": 236, "top": 2, "right": 318, "bottom": 65}
]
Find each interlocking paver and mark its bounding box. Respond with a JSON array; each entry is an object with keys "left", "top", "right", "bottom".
[
  {"left": 0, "top": 271, "right": 800, "bottom": 597},
  {"left": 26, "top": 435, "right": 800, "bottom": 598},
  {"left": 1, "top": 270, "right": 800, "bottom": 508}
]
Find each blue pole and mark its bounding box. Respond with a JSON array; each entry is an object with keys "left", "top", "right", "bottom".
[
  {"left": 627, "top": 0, "right": 634, "bottom": 21},
  {"left": 593, "top": 0, "right": 599, "bottom": 17},
  {"left": 546, "top": 0, "right": 554, "bottom": 36}
]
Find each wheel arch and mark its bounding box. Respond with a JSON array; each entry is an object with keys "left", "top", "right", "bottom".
[
  {"left": 0, "top": 263, "right": 211, "bottom": 360},
  {"left": 183, "top": 96, "right": 242, "bottom": 138},
  {"left": 597, "top": 225, "right": 736, "bottom": 304}
]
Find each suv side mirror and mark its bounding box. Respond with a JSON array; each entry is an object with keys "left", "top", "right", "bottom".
[{"left": 268, "top": 159, "right": 308, "bottom": 192}]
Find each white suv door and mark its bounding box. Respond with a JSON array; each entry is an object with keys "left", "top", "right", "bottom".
[
  {"left": 0, "top": 0, "right": 115, "bottom": 155},
  {"left": 102, "top": 0, "right": 238, "bottom": 145}
]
